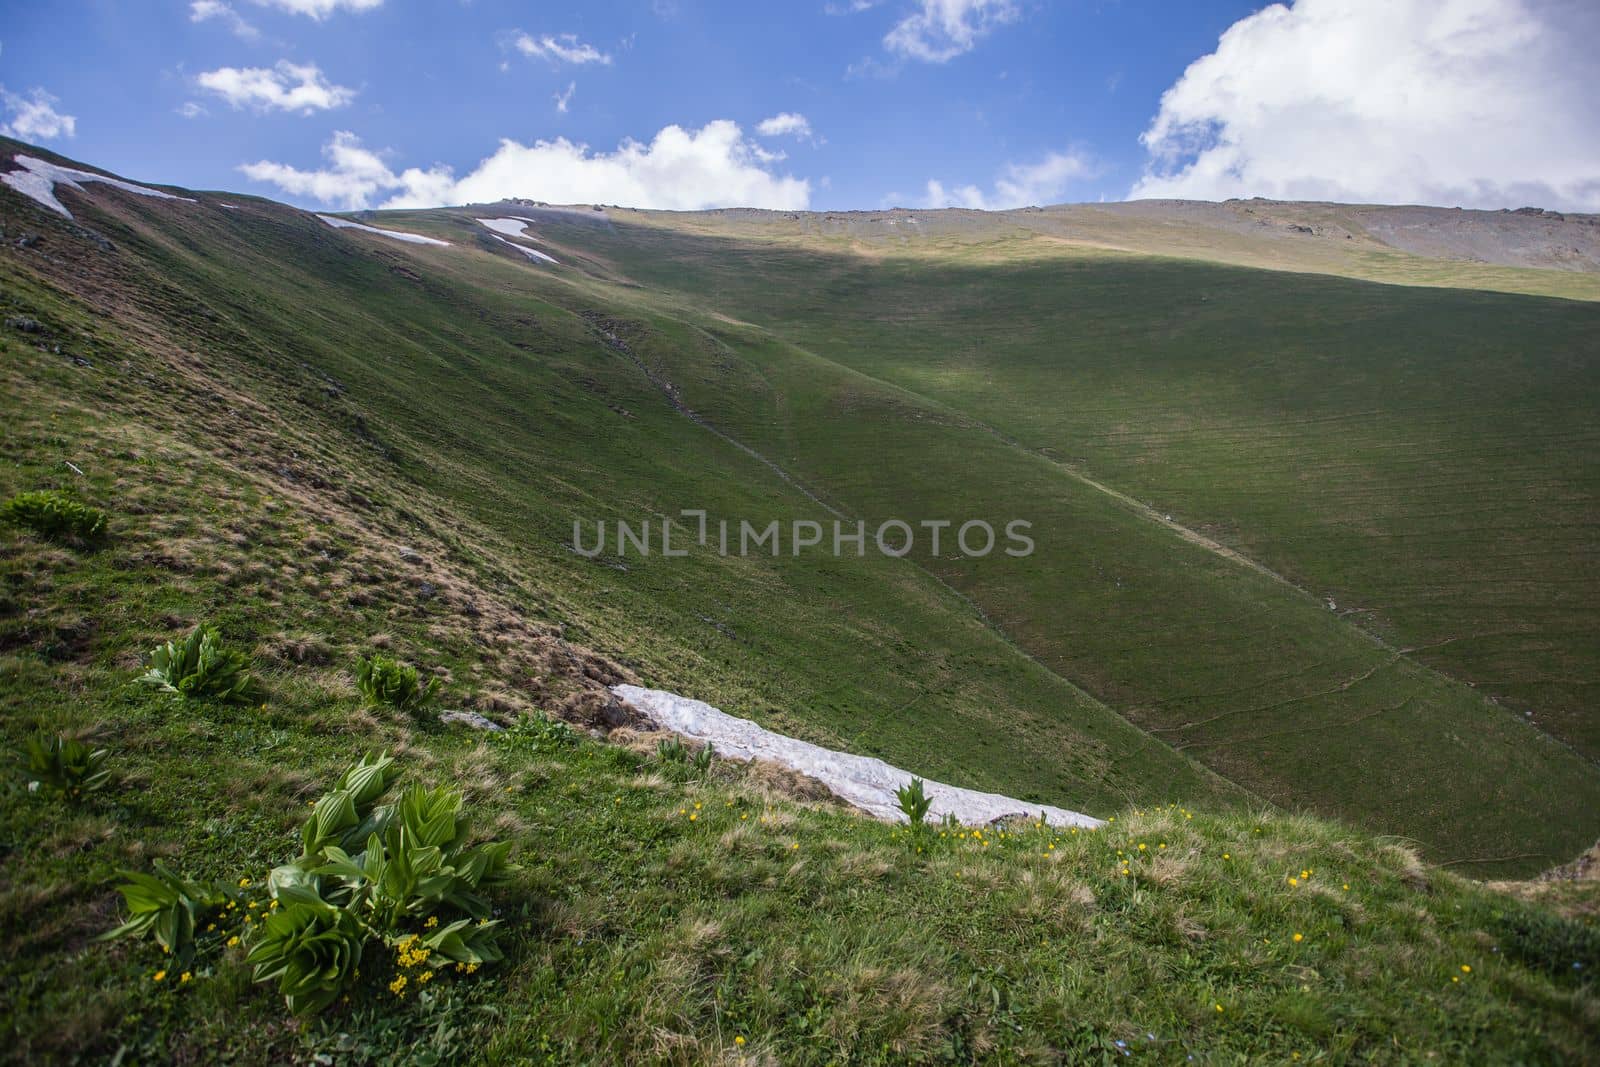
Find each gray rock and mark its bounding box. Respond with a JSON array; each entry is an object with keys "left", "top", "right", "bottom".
[{"left": 439, "top": 709, "right": 504, "bottom": 731}]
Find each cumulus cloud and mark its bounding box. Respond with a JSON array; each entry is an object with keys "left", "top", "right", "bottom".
[
  {"left": 197, "top": 61, "right": 356, "bottom": 114},
  {"left": 249, "top": 0, "right": 383, "bottom": 18},
  {"left": 0, "top": 87, "right": 77, "bottom": 142},
  {"left": 190, "top": 0, "right": 259, "bottom": 38},
  {"left": 885, "top": 0, "right": 1019, "bottom": 63},
  {"left": 239, "top": 122, "right": 811, "bottom": 210},
  {"left": 514, "top": 33, "right": 612, "bottom": 66},
  {"left": 1132, "top": 0, "right": 1600, "bottom": 211},
  {"left": 240, "top": 132, "right": 397, "bottom": 208},
  {"left": 924, "top": 151, "right": 1093, "bottom": 210},
  {"left": 756, "top": 112, "right": 814, "bottom": 140}
]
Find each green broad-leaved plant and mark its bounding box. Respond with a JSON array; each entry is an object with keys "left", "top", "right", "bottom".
[
  {"left": 313, "top": 783, "right": 513, "bottom": 931},
  {"left": 896, "top": 777, "right": 933, "bottom": 827},
  {"left": 23, "top": 734, "right": 112, "bottom": 802},
  {"left": 101, "top": 753, "right": 511, "bottom": 1015},
  {"left": 138, "top": 623, "right": 258, "bottom": 703},
  {"left": 99, "top": 860, "right": 228, "bottom": 962},
  {"left": 1, "top": 489, "right": 108, "bottom": 544},
  {"left": 355, "top": 654, "right": 441, "bottom": 714},
  {"left": 246, "top": 896, "right": 368, "bottom": 1015}
]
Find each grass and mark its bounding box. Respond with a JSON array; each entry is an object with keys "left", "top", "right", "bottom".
[
  {"left": 1, "top": 139, "right": 1598, "bottom": 1060},
  {"left": 469, "top": 206, "right": 1600, "bottom": 873}
]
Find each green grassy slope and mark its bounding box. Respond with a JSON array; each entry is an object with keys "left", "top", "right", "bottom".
[
  {"left": 427, "top": 208, "right": 1600, "bottom": 875},
  {"left": 5, "top": 138, "right": 1600, "bottom": 875},
  {"left": 0, "top": 335, "right": 1594, "bottom": 1062},
  {"left": 2, "top": 143, "right": 1599, "bottom": 1065},
  {"left": 562, "top": 212, "right": 1600, "bottom": 760},
  {"left": 0, "top": 139, "right": 1231, "bottom": 821}
]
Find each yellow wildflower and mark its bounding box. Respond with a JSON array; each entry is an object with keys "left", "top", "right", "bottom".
[{"left": 153, "top": 970, "right": 167, "bottom": 982}]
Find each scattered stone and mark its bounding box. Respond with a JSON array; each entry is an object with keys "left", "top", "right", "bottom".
[
  {"left": 439, "top": 709, "right": 504, "bottom": 731},
  {"left": 5, "top": 316, "right": 43, "bottom": 334}
]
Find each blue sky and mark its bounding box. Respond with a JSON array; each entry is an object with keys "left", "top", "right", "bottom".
[{"left": 2, "top": 1, "right": 1597, "bottom": 212}]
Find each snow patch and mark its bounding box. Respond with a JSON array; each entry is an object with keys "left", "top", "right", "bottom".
[
  {"left": 476, "top": 217, "right": 559, "bottom": 264},
  {"left": 490, "top": 233, "right": 559, "bottom": 265},
  {"left": 315, "top": 214, "right": 449, "bottom": 246},
  {"left": 612, "top": 685, "right": 1104, "bottom": 829},
  {"left": 2, "top": 154, "right": 195, "bottom": 220},
  {"left": 475, "top": 216, "right": 540, "bottom": 240}
]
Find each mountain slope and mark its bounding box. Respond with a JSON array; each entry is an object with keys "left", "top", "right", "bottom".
[
  {"left": 3, "top": 138, "right": 1598, "bottom": 878},
  {"left": 3, "top": 141, "right": 1600, "bottom": 1064}
]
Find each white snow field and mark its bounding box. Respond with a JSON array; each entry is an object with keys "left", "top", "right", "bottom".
[
  {"left": 475, "top": 217, "right": 542, "bottom": 239},
  {"left": 613, "top": 684, "right": 1104, "bottom": 829},
  {"left": 2, "top": 154, "right": 195, "bottom": 220},
  {"left": 489, "top": 234, "right": 559, "bottom": 264},
  {"left": 315, "top": 214, "right": 450, "bottom": 246},
  {"left": 476, "top": 218, "right": 559, "bottom": 264}
]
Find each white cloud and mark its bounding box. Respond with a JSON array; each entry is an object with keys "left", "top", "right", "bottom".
[
  {"left": 0, "top": 87, "right": 77, "bottom": 142},
  {"left": 885, "top": 0, "right": 1019, "bottom": 63},
  {"left": 197, "top": 62, "right": 356, "bottom": 114},
  {"left": 924, "top": 151, "right": 1093, "bottom": 210},
  {"left": 190, "top": 1, "right": 259, "bottom": 39},
  {"left": 1133, "top": 0, "right": 1600, "bottom": 211},
  {"left": 177, "top": 101, "right": 209, "bottom": 120},
  {"left": 554, "top": 81, "right": 576, "bottom": 114},
  {"left": 240, "top": 131, "right": 399, "bottom": 208},
  {"left": 249, "top": 0, "right": 383, "bottom": 18},
  {"left": 756, "top": 112, "right": 814, "bottom": 140},
  {"left": 240, "top": 122, "right": 812, "bottom": 211},
  {"left": 514, "top": 32, "right": 612, "bottom": 66}
]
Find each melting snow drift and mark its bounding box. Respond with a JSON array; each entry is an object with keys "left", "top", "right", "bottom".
[
  {"left": 476, "top": 218, "right": 560, "bottom": 264},
  {"left": 316, "top": 214, "right": 449, "bottom": 246},
  {"left": 490, "top": 234, "right": 559, "bottom": 264},
  {"left": 476, "top": 216, "right": 540, "bottom": 239},
  {"left": 2, "top": 154, "right": 194, "bottom": 220},
  {"left": 613, "top": 685, "right": 1104, "bottom": 829}
]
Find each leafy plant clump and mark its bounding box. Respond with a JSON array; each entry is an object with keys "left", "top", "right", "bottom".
[
  {"left": 104, "top": 753, "right": 513, "bottom": 1015},
  {"left": 138, "top": 623, "right": 258, "bottom": 703},
  {"left": 99, "top": 861, "right": 230, "bottom": 963},
  {"left": 896, "top": 777, "right": 933, "bottom": 827},
  {"left": 356, "top": 654, "right": 441, "bottom": 715},
  {"left": 690, "top": 743, "right": 715, "bottom": 776},
  {"left": 23, "top": 734, "right": 112, "bottom": 802},
  {"left": 257, "top": 752, "right": 510, "bottom": 1011},
  {"left": 1, "top": 489, "right": 108, "bottom": 544},
  {"left": 496, "top": 712, "right": 579, "bottom": 752}
]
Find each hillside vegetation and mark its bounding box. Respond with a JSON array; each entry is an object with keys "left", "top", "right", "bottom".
[{"left": 1, "top": 140, "right": 1598, "bottom": 1062}]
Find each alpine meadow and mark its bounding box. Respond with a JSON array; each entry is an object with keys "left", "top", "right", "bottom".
[{"left": 2, "top": 0, "right": 1600, "bottom": 1062}]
